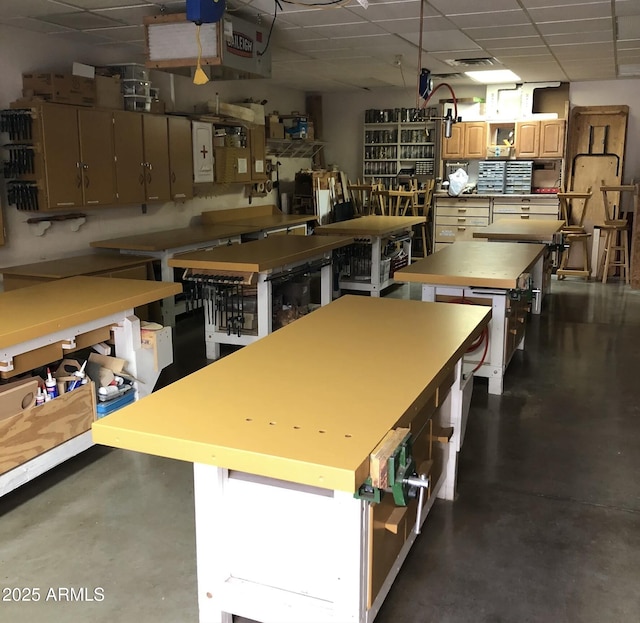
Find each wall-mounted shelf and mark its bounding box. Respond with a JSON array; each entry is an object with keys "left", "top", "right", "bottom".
[{"left": 266, "top": 139, "right": 325, "bottom": 159}]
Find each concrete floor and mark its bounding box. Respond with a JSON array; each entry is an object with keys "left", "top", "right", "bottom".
[{"left": 2, "top": 278, "right": 640, "bottom": 622}]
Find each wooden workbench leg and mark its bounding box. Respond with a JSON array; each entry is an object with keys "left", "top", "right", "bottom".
[{"left": 194, "top": 463, "right": 233, "bottom": 623}]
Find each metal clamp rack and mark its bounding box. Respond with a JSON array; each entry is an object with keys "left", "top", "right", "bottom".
[{"left": 1, "top": 109, "right": 41, "bottom": 211}]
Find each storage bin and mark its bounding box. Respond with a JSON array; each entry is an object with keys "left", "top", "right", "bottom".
[{"left": 0, "top": 382, "right": 96, "bottom": 476}]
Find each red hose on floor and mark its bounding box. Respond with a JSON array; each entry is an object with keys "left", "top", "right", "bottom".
[{"left": 447, "top": 297, "right": 489, "bottom": 374}]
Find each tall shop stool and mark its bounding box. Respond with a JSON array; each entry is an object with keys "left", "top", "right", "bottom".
[
  {"left": 556, "top": 189, "right": 593, "bottom": 280},
  {"left": 599, "top": 182, "right": 636, "bottom": 284}
]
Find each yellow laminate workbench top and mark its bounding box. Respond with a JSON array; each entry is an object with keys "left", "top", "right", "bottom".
[
  {"left": 92, "top": 296, "right": 490, "bottom": 493},
  {"left": 0, "top": 253, "right": 153, "bottom": 279},
  {"left": 396, "top": 241, "right": 546, "bottom": 289},
  {"left": 0, "top": 276, "right": 181, "bottom": 349},
  {"left": 168, "top": 235, "right": 353, "bottom": 272},
  {"left": 473, "top": 219, "right": 564, "bottom": 241},
  {"left": 90, "top": 224, "right": 257, "bottom": 252},
  {"left": 315, "top": 215, "right": 425, "bottom": 237}
]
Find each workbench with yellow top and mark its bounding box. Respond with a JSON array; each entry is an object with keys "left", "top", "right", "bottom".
[
  {"left": 93, "top": 296, "right": 490, "bottom": 623},
  {"left": 315, "top": 215, "right": 426, "bottom": 296},
  {"left": 0, "top": 276, "right": 181, "bottom": 496},
  {"left": 91, "top": 223, "right": 258, "bottom": 327},
  {"left": 395, "top": 241, "right": 546, "bottom": 395},
  {"left": 201, "top": 204, "right": 315, "bottom": 237},
  {"left": 472, "top": 218, "right": 564, "bottom": 313},
  {"left": 169, "top": 235, "right": 353, "bottom": 359}
]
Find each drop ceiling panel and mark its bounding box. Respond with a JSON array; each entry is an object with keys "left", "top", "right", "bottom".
[
  {"left": 550, "top": 43, "right": 614, "bottom": 60},
  {"left": 0, "top": 0, "right": 76, "bottom": 19},
  {"left": 1, "top": 16, "right": 72, "bottom": 33},
  {"left": 431, "top": 0, "right": 522, "bottom": 12},
  {"left": 345, "top": 0, "right": 427, "bottom": 21},
  {"left": 48, "top": 30, "right": 113, "bottom": 45},
  {"left": 92, "top": 6, "right": 162, "bottom": 25},
  {"left": 476, "top": 36, "right": 545, "bottom": 49},
  {"left": 447, "top": 10, "right": 530, "bottom": 29},
  {"left": 462, "top": 24, "right": 538, "bottom": 39},
  {"left": 544, "top": 31, "right": 613, "bottom": 45},
  {"left": 400, "top": 29, "right": 480, "bottom": 51},
  {"left": 93, "top": 25, "right": 145, "bottom": 42},
  {"left": 528, "top": 3, "right": 612, "bottom": 21},
  {"left": 617, "top": 40, "right": 640, "bottom": 50},
  {"left": 615, "top": 0, "right": 640, "bottom": 17},
  {"left": 61, "top": 0, "right": 149, "bottom": 8},
  {"left": 40, "top": 11, "right": 122, "bottom": 30},
  {"left": 280, "top": 9, "right": 362, "bottom": 27},
  {"left": 312, "top": 22, "right": 390, "bottom": 38},
  {"left": 537, "top": 18, "right": 612, "bottom": 36},
  {"left": 520, "top": 0, "right": 605, "bottom": 6},
  {"left": 617, "top": 16, "right": 640, "bottom": 40}
]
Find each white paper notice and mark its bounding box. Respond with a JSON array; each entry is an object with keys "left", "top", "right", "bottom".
[
  {"left": 255, "top": 159, "right": 264, "bottom": 173},
  {"left": 237, "top": 158, "right": 248, "bottom": 174}
]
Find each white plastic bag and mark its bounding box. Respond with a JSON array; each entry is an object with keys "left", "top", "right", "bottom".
[{"left": 448, "top": 168, "right": 469, "bottom": 196}]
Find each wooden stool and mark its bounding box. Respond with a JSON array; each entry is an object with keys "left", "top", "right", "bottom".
[
  {"left": 556, "top": 189, "right": 593, "bottom": 280},
  {"left": 599, "top": 183, "right": 636, "bottom": 284}
]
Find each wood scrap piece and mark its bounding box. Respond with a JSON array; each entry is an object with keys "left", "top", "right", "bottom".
[{"left": 369, "top": 427, "right": 410, "bottom": 489}]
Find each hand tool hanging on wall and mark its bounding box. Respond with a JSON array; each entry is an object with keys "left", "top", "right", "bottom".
[
  {"left": 7, "top": 181, "right": 39, "bottom": 211},
  {"left": 0, "top": 110, "right": 33, "bottom": 141}
]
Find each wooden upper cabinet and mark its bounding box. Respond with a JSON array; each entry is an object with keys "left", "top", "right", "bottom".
[
  {"left": 441, "top": 123, "right": 465, "bottom": 159},
  {"left": 441, "top": 122, "right": 487, "bottom": 159},
  {"left": 77, "top": 108, "right": 116, "bottom": 206},
  {"left": 214, "top": 147, "right": 251, "bottom": 183},
  {"left": 515, "top": 119, "right": 565, "bottom": 158},
  {"left": 464, "top": 122, "right": 487, "bottom": 158},
  {"left": 142, "top": 114, "right": 171, "bottom": 202},
  {"left": 538, "top": 119, "right": 565, "bottom": 158},
  {"left": 113, "top": 111, "right": 146, "bottom": 205},
  {"left": 167, "top": 116, "right": 193, "bottom": 201},
  {"left": 515, "top": 121, "right": 540, "bottom": 158},
  {"left": 249, "top": 126, "right": 267, "bottom": 182},
  {"left": 40, "top": 104, "right": 83, "bottom": 209}
]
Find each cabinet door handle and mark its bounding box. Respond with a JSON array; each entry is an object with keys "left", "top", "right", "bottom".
[
  {"left": 521, "top": 206, "right": 530, "bottom": 210},
  {"left": 457, "top": 208, "right": 467, "bottom": 212},
  {"left": 520, "top": 214, "right": 530, "bottom": 219},
  {"left": 139, "top": 173, "right": 145, "bottom": 185},
  {"left": 76, "top": 174, "right": 82, "bottom": 188},
  {"left": 457, "top": 217, "right": 466, "bottom": 222},
  {"left": 457, "top": 226, "right": 466, "bottom": 231},
  {"left": 84, "top": 175, "right": 89, "bottom": 188},
  {"left": 171, "top": 171, "right": 176, "bottom": 183}
]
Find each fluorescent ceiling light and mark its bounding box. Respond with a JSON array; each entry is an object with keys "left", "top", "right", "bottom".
[{"left": 465, "top": 69, "right": 521, "bottom": 84}]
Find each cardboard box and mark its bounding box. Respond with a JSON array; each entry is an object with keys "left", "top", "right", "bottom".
[
  {"left": 22, "top": 72, "right": 95, "bottom": 106},
  {"left": 150, "top": 99, "right": 166, "bottom": 114},
  {"left": 266, "top": 122, "right": 285, "bottom": 139},
  {"left": 22, "top": 72, "right": 70, "bottom": 98},
  {"left": 95, "top": 75, "right": 123, "bottom": 110}
]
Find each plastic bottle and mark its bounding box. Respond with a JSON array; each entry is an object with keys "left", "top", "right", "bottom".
[
  {"left": 35, "top": 387, "right": 45, "bottom": 406},
  {"left": 45, "top": 368, "right": 58, "bottom": 399},
  {"left": 67, "top": 360, "right": 87, "bottom": 391}
]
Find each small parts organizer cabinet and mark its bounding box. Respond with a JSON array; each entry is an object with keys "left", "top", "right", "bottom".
[
  {"left": 434, "top": 196, "right": 491, "bottom": 251},
  {"left": 0, "top": 277, "right": 181, "bottom": 496}
]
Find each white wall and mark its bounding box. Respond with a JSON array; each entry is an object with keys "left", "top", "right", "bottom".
[
  {"left": 570, "top": 79, "right": 640, "bottom": 183},
  {"left": 0, "top": 23, "right": 307, "bottom": 273}
]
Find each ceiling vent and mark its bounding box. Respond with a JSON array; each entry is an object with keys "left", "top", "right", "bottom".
[
  {"left": 444, "top": 57, "right": 499, "bottom": 68},
  {"left": 432, "top": 72, "right": 466, "bottom": 80}
]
